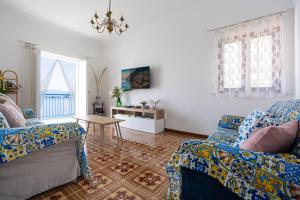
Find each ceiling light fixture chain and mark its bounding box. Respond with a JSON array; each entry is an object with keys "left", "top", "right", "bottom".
[{"left": 90, "top": 0, "right": 129, "bottom": 35}]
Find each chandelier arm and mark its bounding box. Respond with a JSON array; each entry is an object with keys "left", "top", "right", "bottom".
[
  {"left": 115, "top": 27, "right": 121, "bottom": 35},
  {"left": 111, "top": 19, "right": 117, "bottom": 27},
  {"left": 112, "top": 19, "right": 123, "bottom": 28},
  {"left": 95, "top": 17, "right": 107, "bottom": 27},
  {"left": 118, "top": 21, "right": 123, "bottom": 28},
  {"left": 98, "top": 24, "right": 106, "bottom": 33}
]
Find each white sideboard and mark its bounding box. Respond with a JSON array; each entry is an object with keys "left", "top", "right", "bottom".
[{"left": 111, "top": 107, "right": 165, "bottom": 134}]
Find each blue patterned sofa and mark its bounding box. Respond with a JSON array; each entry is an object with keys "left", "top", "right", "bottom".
[
  {"left": 0, "top": 108, "right": 91, "bottom": 200},
  {"left": 167, "top": 100, "right": 300, "bottom": 200}
]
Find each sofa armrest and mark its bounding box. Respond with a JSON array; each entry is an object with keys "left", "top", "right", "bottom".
[
  {"left": 0, "top": 122, "right": 86, "bottom": 162},
  {"left": 166, "top": 140, "right": 300, "bottom": 200},
  {"left": 218, "top": 115, "right": 245, "bottom": 130},
  {"left": 22, "top": 109, "right": 36, "bottom": 119}
]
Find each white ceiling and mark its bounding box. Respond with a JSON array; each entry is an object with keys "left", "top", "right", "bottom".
[
  {"left": 0, "top": 0, "right": 295, "bottom": 40},
  {"left": 0, "top": 0, "right": 141, "bottom": 40}
]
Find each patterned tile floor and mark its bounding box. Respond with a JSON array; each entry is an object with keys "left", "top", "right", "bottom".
[{"left": 30, "top": 126, "right": 201, "bottom": 200}]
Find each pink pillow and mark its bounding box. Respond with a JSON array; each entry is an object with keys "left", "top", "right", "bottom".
[
  {"left": 240, "top": 120, "right": 298, "bottom": 153},
  {"left": 0, "top": 102, "right": 26, "bottom": 128}
]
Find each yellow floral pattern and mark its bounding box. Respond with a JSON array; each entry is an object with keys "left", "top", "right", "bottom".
[
  {"left": 167, "top": 100, "right": 300, "bottom": 200},
  {"left": 0, "top": 122, "right": 91, "bottom": 179}
]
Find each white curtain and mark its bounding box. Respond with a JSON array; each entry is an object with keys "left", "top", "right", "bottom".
[
  {"left": 213, "top": 14, "right": 285, "bottom": 97},
  {"left": 21, "top": 43, "right": 39, "bottom": 111},
  {"left": 41, "top": 60, "right": 74, "bottom": 93}
]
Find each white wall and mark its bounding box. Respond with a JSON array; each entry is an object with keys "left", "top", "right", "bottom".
[
  {"left": 101, "top": 0, "right": 295, "bottom": 135},
  {"left": 295, "top": 0, "right": 300, "bottom": 98},
  {"left": 0, "top": 4, "right": 103, "bottom": 114}
]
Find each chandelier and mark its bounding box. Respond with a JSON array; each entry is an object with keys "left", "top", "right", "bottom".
[{"left": 90, "top": 0, "right": 129, "bottom": 35}]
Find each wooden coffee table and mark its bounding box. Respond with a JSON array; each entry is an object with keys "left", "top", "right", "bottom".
[{"left": 75, "top": 115, "right": 124, "bottom": 148}]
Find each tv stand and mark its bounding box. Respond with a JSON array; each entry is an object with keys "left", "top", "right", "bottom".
[{"left": 111, "top": 107, "right": 165, "bottom": 134}]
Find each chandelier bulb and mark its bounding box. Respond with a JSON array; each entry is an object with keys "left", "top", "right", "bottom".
[{"left": 94, "top": 13, "right": 99, "bottom": 19}]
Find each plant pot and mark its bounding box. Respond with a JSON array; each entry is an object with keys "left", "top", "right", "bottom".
[{"left": 116, "top": 97, "right": 122, "bottom": 107}]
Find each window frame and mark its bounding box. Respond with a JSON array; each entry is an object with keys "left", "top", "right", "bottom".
[
  {"left": 216, "top": 25, "right": 282, "bottom": 97},
  {"left": 217, "top": 34, "right": 247, "bottom": 95}
]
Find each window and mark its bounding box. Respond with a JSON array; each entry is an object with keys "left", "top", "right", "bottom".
[
  {"left": 223, "top": 41, "right": 242, "bottom": 89},
  {"left": 39, "top": 51, "right": 87, "bottom": 119},
  {"left": 215, "top": 15, "right": 283, "bottom": 97},
  {"left": 250, "top": 35, "right": 273, "bottom": 88}
]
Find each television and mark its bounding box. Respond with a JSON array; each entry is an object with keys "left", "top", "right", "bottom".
[{"left": 121, "top": 66, "right": 150, "bottom": 90}]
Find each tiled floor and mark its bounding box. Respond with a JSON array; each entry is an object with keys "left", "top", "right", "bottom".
[{"left": 31, "top": 126, "right": 202, "bottom": 200}]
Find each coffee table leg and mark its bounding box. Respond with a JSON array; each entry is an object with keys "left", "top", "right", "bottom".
[
  {"left": 99, "top": 124, "right": 104, "bottom": 150},
  {"left": 114, "top": 123, "right": 120, "bottom": 139},
  {"left": 117, "top": 122, "right": 123, "bottom": 140},
  {"left": 86, "top": 122, "right": 90, "bottom": 133}
]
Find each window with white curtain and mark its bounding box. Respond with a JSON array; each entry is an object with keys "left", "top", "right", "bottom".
[
  {"left": 215, "top": 14, "right": 283, "bottom": 97},
  {"left": 223, "top": 41, "right": 242, "bottom": 89}
]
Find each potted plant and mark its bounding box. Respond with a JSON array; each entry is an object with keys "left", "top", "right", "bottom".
[
  {"left": 149, "top": 99, "right": 161, "bottom": 110},
  {"left": 90, "top": 65, "right": 108, "bottom": 104},
  {"left": 109, "top": 86, "right": 125, "bottom": 107},
  {"left": 0, "top": 77, "right": 7, "bottom": 94},
  {"left": 140, "top": 100, "right": 147, "bottom": 109}
]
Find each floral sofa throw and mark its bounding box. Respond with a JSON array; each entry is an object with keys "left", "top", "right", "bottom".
[
  {"left": 167, "top": 100, "right": 300, "bottom": 200},
  {"left": 0, "top": 109, "right": 91, "bottom": 179}
]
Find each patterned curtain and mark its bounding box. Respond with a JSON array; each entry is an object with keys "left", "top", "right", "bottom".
[
  {"left": 20, "top": 42, "right": 38, "bottom": 111},
  {"left": 214, "top": 14, "right": 283, "bottom": 97}
]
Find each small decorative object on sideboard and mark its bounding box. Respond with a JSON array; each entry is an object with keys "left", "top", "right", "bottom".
[
  {"left": 140, "top": 100, "right": 148, "bottom": 118},
  {"left": 149, "top": 99, "right": 160, "bottom": 110},
  {"left": 109, "top": 86, "right": 125, "bottom": 107},
  {"left": 140, "top": 100, "right": 147, "bottom": 109}
]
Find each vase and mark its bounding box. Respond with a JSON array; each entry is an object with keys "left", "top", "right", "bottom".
[{"left": 116, "top": 97, "right": 122, "bottom": 107}]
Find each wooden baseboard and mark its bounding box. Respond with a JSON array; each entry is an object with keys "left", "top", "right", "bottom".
[{"left": 164, "top": 128, "right": 208, "bottom": 139}]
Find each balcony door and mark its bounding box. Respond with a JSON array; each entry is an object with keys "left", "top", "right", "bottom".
[{"left": 38, "top": 51, "right": 86, "bottom": 119}]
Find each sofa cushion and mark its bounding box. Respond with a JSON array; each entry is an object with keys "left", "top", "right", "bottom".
[
  {"left": 22, "top": 109, "right": 36, "bottom": 119},
  {"left": 0, "top": 94, "right": 23, "bottom": 116},
  {"left": 241, "top": 120, "right": 298, "bottom": 153},
  {"left": 0, "top": 112, "right": 10, "bottom": 129},
  {"left": 234, "top": 109, "right": 282, "bottom": 147},
  {"left": 234, "top": 108, "right": 266, "bottom": 147},
  {"left": 0, "top": 102, "right": 26, "bottom": 128},
  {"left": 291, "top": 115, "right": 300, "bottom": 158}
]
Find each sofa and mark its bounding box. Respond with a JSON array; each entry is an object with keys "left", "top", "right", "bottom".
[
  {"left": 167, "top": 100, "right": 300, "bottom": 200},
  {"left": 0, "top": 101, "right": 91, "bottom": 199}
]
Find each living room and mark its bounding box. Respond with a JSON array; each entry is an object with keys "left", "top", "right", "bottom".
[{"left": 0, "top": 0, "right": 299, "bottom": 200}]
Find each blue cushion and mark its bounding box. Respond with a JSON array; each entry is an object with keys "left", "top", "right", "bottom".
[{"left": 233, "top": 109, "right": 282, "bottom": 147}]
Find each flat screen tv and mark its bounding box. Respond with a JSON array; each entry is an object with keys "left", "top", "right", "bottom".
[{"left": 121, "top": 66, "right": 150, "bottom": 90}]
